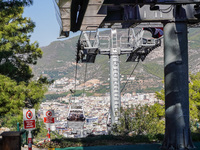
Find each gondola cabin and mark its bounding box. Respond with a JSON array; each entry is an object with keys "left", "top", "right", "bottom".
[{"left": 67, "top": 105, "right": 85, "bottom": 130}]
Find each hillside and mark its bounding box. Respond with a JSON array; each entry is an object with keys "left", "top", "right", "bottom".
[{"left": 32, "top": 28, "right": 200, "bottom": 93}]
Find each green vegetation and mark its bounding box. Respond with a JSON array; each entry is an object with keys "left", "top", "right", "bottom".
[
  {"left": 43, "top": 90, "right": 96, "bottom": 102},
  {"left": 143, "top": 86, "right": 163, "bottom": 93},
  {"left": 155, "top": 73, "right": 200, "bottom": 130},
  {"left": 95, "top": 85, "right": 110, "bottom": 94},
  {"left": 43, "top": 92, "right": 70, "bottom": 101},
  {"left": 0, "top": 2, "right": 42, "bottom": 82},
  {"left": 189, "top": 72, "right": 200, "bottom": 121},
  {"left": 112, "top": 73, "right": 200, "bottom": 142},
  {"left": 34, "top": 119, "right": 63, "bottom": 143},
  {"left": 143, "top": 63, "right": 164, "bottom": 79},
  {"left": 37, "top": 134, "right": 165, "bottom": 148},
  {"left": 0, "top": 0, "right": 50, "bottom": 131},
  {"left": 112, "top": 103, "right": 165, "bottom": 136},
  {"left": 36, "top": 133, "right": 200, "bottom": 148}
]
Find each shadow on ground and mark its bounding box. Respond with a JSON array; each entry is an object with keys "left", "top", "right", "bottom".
[{"left": 37, "top": 133, "right": 200, "bottom": 149}]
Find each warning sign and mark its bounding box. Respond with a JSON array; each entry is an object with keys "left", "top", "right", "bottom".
[
  {"left": 26, "top": 110, "right": 33, "bottom": 119},
  {"left": 46, "top": 111, "right": 52, "bottom": 117},
  {"left": 43, "top": 110, "right": 55, "bottom": 124},
  {"left": 23, "top": 109, "right": 36, "bottom": 130}
]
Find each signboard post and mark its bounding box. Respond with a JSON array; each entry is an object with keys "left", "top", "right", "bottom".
[
  {"left": 23, "top": 109, "right": 36, "bottom": 150},
  {"left": 43, "top": 110, "right": 55, "bottom": 142},
  {"left": 28, "top": 130, "right": 32, "bottom": 150}
]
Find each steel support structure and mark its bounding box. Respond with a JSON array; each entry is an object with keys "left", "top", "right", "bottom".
[
  {"left": 109, "top": 29, "right": 121, "bottom": 125},
  {"left": 78, "top": 28, "right": 162, "bottom": 130},
  {"left": 162, "top": 22, "right": 194, "bottom": 149}
]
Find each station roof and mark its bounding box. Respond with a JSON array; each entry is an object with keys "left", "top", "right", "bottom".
[{"left": 56, "top": 0, "right": 200, "bottom": 37}]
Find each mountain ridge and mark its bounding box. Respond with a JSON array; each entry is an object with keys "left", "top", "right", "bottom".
[{"left": 32, "top": 29, "right": 200, "bottom": 93}]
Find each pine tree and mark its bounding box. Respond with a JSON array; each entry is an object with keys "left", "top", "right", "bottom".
[
  {"left": 0, "top": 0, "right": 50, "bottom": 129},
  {"left": 0, "top": 1, "right": 42, "bottom": 82}
]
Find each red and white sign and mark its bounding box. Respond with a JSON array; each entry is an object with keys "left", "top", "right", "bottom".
[
  {"left": 43, "top": 110, "right": 54, "bottom": 124},
  {"left": 23, "top": 109, "right": 36, "bottom": 130}
]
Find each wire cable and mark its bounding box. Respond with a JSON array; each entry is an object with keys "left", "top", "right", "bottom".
[
  {"left": 159, "top": 5, "right": 173, "bottom": 13},
  {"left": 83, "top": 63, "right": 88, "bottom": 98},
  {"left": 73, "top": 61, "right": 78, "bottom": 96},
  {"left": 52, "top": 0, "right": 62, "bottom": 28},
  {"left": 120, "top": 61, "right": 140, "bottom": 93},
  {"left": 72, "top": 31, "right": 83, "bottom": 97}
]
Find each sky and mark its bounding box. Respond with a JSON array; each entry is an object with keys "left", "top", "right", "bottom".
[{"left": 23, "top": 0, "right": 80, "bottom": 47}]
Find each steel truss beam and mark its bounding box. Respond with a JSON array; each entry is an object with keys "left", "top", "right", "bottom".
[
  {"left": 101, "top": 4, "right": 200, "bottom": 28},
  {"left": 56, "top": 0, "right": 200, "bottom": 36}
]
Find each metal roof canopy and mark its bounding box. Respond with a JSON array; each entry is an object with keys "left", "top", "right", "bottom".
[{"left": 56, "top": 0, "right": 200, "bottom": 37}]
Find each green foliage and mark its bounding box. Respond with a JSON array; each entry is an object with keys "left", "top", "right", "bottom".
[
  {"left": 0, "top": 75, "right": 48, "bottom": 129},
  {"left": 0, "top": 4, "right": 42, "bottom": 82},
  {"left": 0, "top": 1, "right": 49, "bottom": 132},
  {"left": 155, "top": 89, "right": 165, "bottom": 101},
  {"left": 33, "top": 119, "right": 63, "bottom": 143},
  {"left": 155, "top": 73, "right": 200, "bottom": 131},
  {"left": 95, "top": 85, "right": 109, "bottom": 94},
  {"left": 0, "top": 0, "right": 33, "bottom": 9},
  {"left": 0, "top": 75, "right": 25, "bottom": 117},
  {"left": 189, "top": 72, "right": 200, "bottom": 121},
  {"left": 113, "top": 104, "right": 165, "bottom": 136},
  {"left": 43, "top": 92, "right": 69, "bottom": 101}
]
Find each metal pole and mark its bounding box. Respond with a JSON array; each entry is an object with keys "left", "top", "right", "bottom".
[
  {"left": 109, "top": 29, "right": 121, "bottom": 126},
  {"left": 17, "top": 122, "right": 19, "bottom": 131},
  {"left": 47, "top": 124, "right": 51, "bottom": 142},
  {"left": 161, "top": 22, "right": 194, "bottom": 149},
  {"left": 28, "top": 130, "right": 32, "bottom": 150}
]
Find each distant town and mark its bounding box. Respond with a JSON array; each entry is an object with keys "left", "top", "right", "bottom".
[{"left": 38, "top": 76, "right": 163, "bottom": 138}]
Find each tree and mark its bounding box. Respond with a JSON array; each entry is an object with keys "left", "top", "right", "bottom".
[
  {"left": 0, "top": 75, "right": 48, "bottom": 128},
  {"left": 0, "top": 1, "right": 42, "bottom": 82},
  {"left": 189, "top": 73, "right": 200, "bottom": 122},
  {"left": 155, "top": 74, "right": 200, "bottom": 132},
  {"left": 113, "top": 73, "right": 200, "bottom": 137},
  {"left": 0, "top": 0, "right": 50, "bottom": 130},
  {"left": 113, "top": 103, "right": 165, "bottom": 136}
]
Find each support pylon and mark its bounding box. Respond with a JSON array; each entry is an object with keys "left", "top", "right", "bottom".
[
  {"left": 109, "top": 29, "right": 121, "bottom": 126},
  {"left": 161, "top": 22, "right": 194, "bottom": 150}
]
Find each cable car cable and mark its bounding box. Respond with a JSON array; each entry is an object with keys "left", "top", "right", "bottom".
[
  {"left": 73, "top": 32, "right": 83, "bottom": 97},
  {"left": 120, "top": 60, "right": 140, "bottom": 93},
  {"left": 83, "top": 63, "right": 88, "bottom": 98}
]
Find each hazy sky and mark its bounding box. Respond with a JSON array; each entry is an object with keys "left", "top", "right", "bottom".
[{"left": 23, "top": 0, "right": 80, "bottom": 47}]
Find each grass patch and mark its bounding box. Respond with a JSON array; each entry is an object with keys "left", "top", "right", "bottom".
[{"left": 36, "top": 134, "right": 165, "bottom": 148}]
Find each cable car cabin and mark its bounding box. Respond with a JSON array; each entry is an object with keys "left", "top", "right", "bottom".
[{"left": 67, "top": 105, "right": 85, "bottom": 122}]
